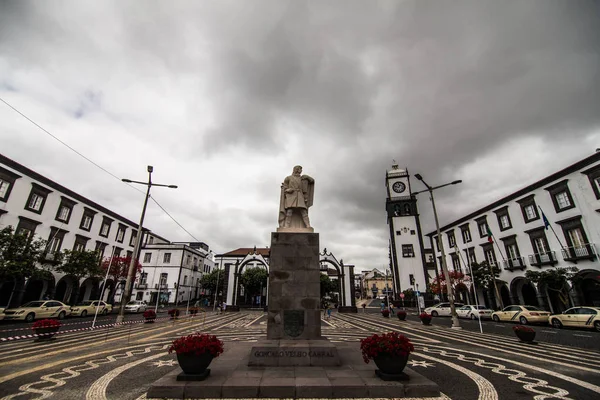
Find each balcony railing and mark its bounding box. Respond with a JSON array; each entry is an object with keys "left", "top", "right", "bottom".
[
  {"left": 135, "top": 283, "right": 148, "bottom": 289},
  {"left": 154, "top": 283, "right": 168, "bottom": 290},
  {"left": 528, "top": 251, "right": 558, "bottom": 267},
  {"left": 561, "top": 244, "right": 597, "bottom": 262},
  {"left": 502, "top": 257, "right": 526, "bottom": 271}
]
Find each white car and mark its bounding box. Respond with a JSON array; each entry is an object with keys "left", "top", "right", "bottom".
[
  {"left": 456, "top": 305, "right": 493, "bottom": 320},
  {"left": 124, "top": 301, "right": 147, "bottom": 313},
  {"left": 424, "top": 302, "right": 465, "bottom": 317}
]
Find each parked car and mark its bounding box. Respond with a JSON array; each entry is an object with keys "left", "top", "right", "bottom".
[
  {"left": 424, "top": 302, "right": 465, "bottom": 317},
  {"left": 70, "top": 301, "right": 113, "bottom": 317},
  {"left": 124, "top": 300, "right": 147, "bottom": 313},
  {"left": 491, "top": 305, "right": 550, "bottom": 325},
  {"left": 3, "top": 300, "right": 71, "bottom": 322},
  {"left": 549, "top": 307, "right": 600, "bottom": 331},
  {"left": 456, "top": 305, "right": 493, "bottom": 320},
  {"left": 0, "top": 308, "right": 5, "bottom": 321}
]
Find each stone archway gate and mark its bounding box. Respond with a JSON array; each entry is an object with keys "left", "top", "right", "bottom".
[{"left": 224, "top": 247, "right": 357, "bottom": 312}]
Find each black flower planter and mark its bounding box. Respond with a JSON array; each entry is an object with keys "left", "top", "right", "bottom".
[
  {"left": 176, "top": 352, "right": 214, "bottom": 375},
  {"left": 420, "top": 318, "right": 431, "bottom": 325},
  {"left": 34, "top": 327, "right": 59, "bottom": 341},
  {"left": 373, "top": 353, "right": 410, "bottom": 380},
  {"left": 382, "top": 313, "right": 390, "bottom": 318},
  {"left": 397, "top": 313, "right": 407, "bottom": 321},
  {"left": 515, "top": 330, "right": 536, "bottom": 343}
]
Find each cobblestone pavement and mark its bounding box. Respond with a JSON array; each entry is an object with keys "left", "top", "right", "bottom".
[{"left": 0, "top": 311, "right": 599, "bottom": 399}]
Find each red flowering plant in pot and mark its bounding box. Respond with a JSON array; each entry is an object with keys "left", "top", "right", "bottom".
[
  {"left": 381, "top": 309, "right": 390, "bottom": 318},
  {"left": 397, "top": 310, "right": 407, "bottom": 321},
  {"left": 513, "top": 325, "right": 536, "bottom": 343},
  {"left": 168, "top": 309, "right": 180, "bottom": 318},
  {"left": 32, "top": 319, "right": 61, "bottom": 341},
  {"left": 169, "top": 334, "right": 224, "bottom": 376},
  {"left": 419, "top": 312, "right": 432, "bottom": 325},
  {"left": 360, "top": 332, "right": 414, "bottom": 378},
  {"left": 143, "top": 309, "right": 156, "bottom": 322}
]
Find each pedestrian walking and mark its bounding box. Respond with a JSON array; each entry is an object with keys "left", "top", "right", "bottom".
[{"left": 326, "top": 306, "right": 332, "bottom": 320}]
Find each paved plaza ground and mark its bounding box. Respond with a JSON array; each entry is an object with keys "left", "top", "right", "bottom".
[{"left": 0, "top": 311, "right": 599, "bottom": 399}]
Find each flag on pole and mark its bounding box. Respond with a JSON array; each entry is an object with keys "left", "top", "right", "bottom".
[
  {"left": 541, "top": 210, "right": 550, "bottom": 230},
  {"left": 486, "top": 225, "right": 493, "bottom": 243}
]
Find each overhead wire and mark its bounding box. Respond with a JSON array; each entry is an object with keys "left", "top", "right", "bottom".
[{"left": 0, "top": 96, "right": 200, "bottom": 242}]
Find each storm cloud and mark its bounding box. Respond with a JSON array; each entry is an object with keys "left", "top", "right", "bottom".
[{"left": 1, "top": 0, "right": 599, "bottom": 271}]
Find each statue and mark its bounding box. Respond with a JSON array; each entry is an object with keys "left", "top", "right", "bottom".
[{"left": 278, "top": 165, "right": 314, "bottom": 231}]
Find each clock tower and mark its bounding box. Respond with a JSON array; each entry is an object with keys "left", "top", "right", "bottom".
[{"left": 385, "top": 162, "right": 428, "bottom": 297}]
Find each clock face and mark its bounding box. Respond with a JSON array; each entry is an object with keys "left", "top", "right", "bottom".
[{"left": 392, "top": 181, "right": 406, "bottom": 194}]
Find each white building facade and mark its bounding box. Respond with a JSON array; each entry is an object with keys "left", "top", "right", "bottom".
[
  {"left": 428, "top": 152, "right": 600, "bottom": 312},
  {"left": 0, "top": 153, "right": 140, "bottom": 307},
  {"left": 134, "top": 240, "right": 214, "bottom": 306}
]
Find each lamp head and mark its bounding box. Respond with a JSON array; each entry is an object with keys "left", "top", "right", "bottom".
[
  {"left": 414, "top": 173, "right": 423, "bottom": 181},
  {"left": 147, "top": 166, "right": 154, "bottom": 173},
  {"left": 452, "top": 180, "right": 462, "bottom": 185},
  {"left": 168, "top": 185, "right": 178, "bottom": 189},
  {"left": 122, "top": 179, "right": 132, "bottom": 183}
]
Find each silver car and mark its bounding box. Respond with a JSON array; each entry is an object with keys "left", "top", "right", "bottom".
[{"left": 124, "top": 300, "right": 147, "bottom": 313}]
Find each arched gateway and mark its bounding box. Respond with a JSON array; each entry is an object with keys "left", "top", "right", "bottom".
[{"left": 222, "top": 247, "right": 357, "bottom": 312}]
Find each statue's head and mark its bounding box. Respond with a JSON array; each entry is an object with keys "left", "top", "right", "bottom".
[{"left": 293, "top": 165, "right": 302, "bottom": 176}]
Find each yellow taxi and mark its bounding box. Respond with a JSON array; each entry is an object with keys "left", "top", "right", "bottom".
[
  {"left": 491, "top": 305, "right": 550, "bottom": 325},
  {"left": 549, "top": 307, "right": 600, "bottom": 331},
  {"left": 3, "top": 300, "right": 71, "bottom": 322},
  {"left": 70, "top": 301, "right": 113, "bottom": 317}
]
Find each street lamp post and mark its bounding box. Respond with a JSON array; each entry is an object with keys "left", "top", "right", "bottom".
[
  {"left": 413, "top": 174, "right": 462, "bottom": 329},
  {"left": 116, "top": 166, "right": 177, "bottom": 324}
]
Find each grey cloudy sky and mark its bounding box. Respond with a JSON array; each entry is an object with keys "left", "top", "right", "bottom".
[{"left": 1, "top": 0, "right": 599, "bottom": 272}]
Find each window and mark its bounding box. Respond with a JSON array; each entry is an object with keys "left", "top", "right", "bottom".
[
  {"left": 524, "top": 205, "right": 536, "bottom": 220},
  {"left": 581, "top": 164, "right": 600, "bottom": 200},
  {"left": 187, "top": 255, "right": 191, "bottom": 265},
  {"left": 0, "top": 167, "right": 20, "bottom": 202},
  {"left": 183, "top": 276, "right": 188, "bottom": 286},
  {"left": 506, "top": 243, "right": 519, "bottom": 260},
  {"left": 410, "top": 230, "right": 415, "bottom": 235},
  {"left": 115, "top": 225, "right": 126, "bottom": 243},
  {"left": 15, "top": 216, "right": 42, "bottom": 239},
  {"left": 95, "top": 241, "right": 108, "bottom": 259},
  {"left": 533, "top": 237, "right": 549, "bottom": 254},
  {"left": 482, "top": 244, "right": 496, "bottom": 266},
  {"left": 47, "top": 227, "right": 67, "bottom": 256},
  {"left": 460, "top": 224, "right": 472, "bottom": 244},
  {"left": 447, "top": 231, "right": 456, "bottom": 248},
  {"left": 402, "top": 244, "right": 415, "bottom": 257},
  {"left": 140, "top": 273, "right": 148, "bottom": 284},
  {"left": 451, "top": 253, "right": 461, "bottom": 272},
  {"left": 465, "top": 248, "right": 477, "bottom": 265},
  {"left": 113, "top": 247, "right": 122, "bottom": 257},
  {"left": 24, "top": 183, "right": 52, "bottom": 214},
  {"left": 143, "top": 253, "right": 152, "bottom": 263},
  {"left": 395, "top": 231, "right": 401, "bottom": 236},
  {"left": 28, "top": 193, "right": 43, "bottom": 211},
  {"left": 475, "top": 216, "right": 488, "bottom": 238},
  {"left": 545, "top": 179, "right": 575, "bottom": 213},
  {"left": 73, "top": 234, "right": 89, "bottom": 252},
  {"left": 516, "top": 195, "right": 539, "bottom": 223},
  {"left": 556, "top": 215, "right": 593, "bottom": 260},
  {"left": 193, "top": 257, "right": 198, "bottom": 267},
  {"left": 54, "top": 196, "right": 76, "bottom": 223},
  {"left": 494, "top": 206, "right": 512, "bottom": 231},
  {"left": 164, "top": 253, "right": 171, "bottom": 263},
  {"left": 79, "top": 207, "right": 96, "bottom": 231},
  {"left": 567, "top": 227, "right": 585, "bottom": 249},
  {"left": 99, "top": 216, "right": 113, "bottom": 238},
  {"left": 126, "top": 250, "right": 133, "bottom": 258},
  {"left": 160, "top": 273, "right": 168, "bottom": 285},
  {"left": 129, "top": 230, "right": 137, "bottom": 247}
]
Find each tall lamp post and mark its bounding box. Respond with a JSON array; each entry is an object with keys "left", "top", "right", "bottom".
[
  {"left": 116, "top": 166, "right": 177, "bottom": 323},
  {"left": 413, "top": 174, "right": 462, "bottom": 329}
]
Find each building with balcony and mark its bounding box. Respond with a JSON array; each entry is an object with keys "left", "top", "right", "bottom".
[
  {"left": 427, "top": 151, "right": 600, "bottom": 312},
  {"left": 0, "top": 153, "right": 143, "bottom": 307}
]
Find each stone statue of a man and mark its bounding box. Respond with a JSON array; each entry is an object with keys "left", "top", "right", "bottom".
[{"left": 278, "top": 165, "right": 314, "bottom": 230}]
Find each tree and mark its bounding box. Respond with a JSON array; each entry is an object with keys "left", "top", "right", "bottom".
[
  {"left": 525, "top": 267, "right": 579, "bottom": 307},
  {"left": 239, "top": 267, "right": 268, "bottom": 296},
  {"left": 470, "top": 261, "right": 501, "bottom": 290},
  {"left": 100, "top": 256, "right": 141, "bottom": 283},
  {"left": 0, "top": 226, "right": 48, "bottom": 280},
  {"left": 200, "top": 268, "right": 225, "bottom": 295},
  {"left": 57, "top": 249, "right": 102, "bottom": 281},
  {"left": 320, "top": 274, "right": 339, "bottom": 298}
]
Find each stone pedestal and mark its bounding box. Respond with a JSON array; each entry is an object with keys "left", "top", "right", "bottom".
[
  {"left": 266, "top": 232, "right": 322, "bottom": 341},
  {"left": 249, "top": 231, "right": 341, "bottom": 367}
]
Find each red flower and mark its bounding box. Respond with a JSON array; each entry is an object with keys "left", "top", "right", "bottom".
[
  {"left": 143, "top": 310, "right": 156, "bottom": 318},
  {"left": 168, "top": 334, "right": 224, "bottom": 357},
  {"left": 32, "top": 319, "right": 61, "bottom": 330},
  {"left": 359, "top": 332, "right": 414, "bottom": 364},
  {"left": 381, "top": 309, "right": 390, "bottom": 316},
  {"left": 419, "top": 312, "right": 431, "bottom": 320},
  {"left": 512, "top": 325, "right": 535, "bottom": 333},
  {"left": 397, "top": 311, "right": 407, "bottom": 316},
  {"left": 168, "top": 309, "right": 180, "bottom": 316}
]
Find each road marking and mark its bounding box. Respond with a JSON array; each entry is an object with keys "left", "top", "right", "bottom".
[
  {"left": 86, "top": 352, "right": 168, "bottom": 400},
  {"left": 541, "top": 330, "right": 557, "bottom": 334},
  {"left": 414, "top": 352, "right": 498, "bottom": 400},
  {"left": 494, "top": 324, "right": 505, "bottom": 328},
  {"left": 244, "top": 314, "right": 264, "bottom": 327},
  {"left": 574, "top": 334, "right": 592, "bottom": 338}
]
